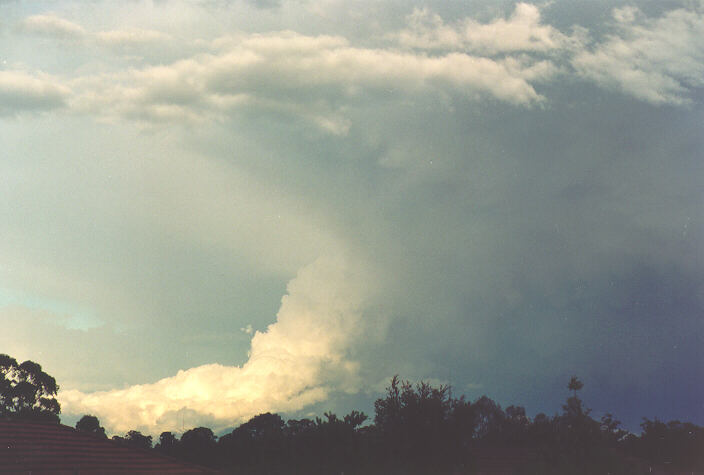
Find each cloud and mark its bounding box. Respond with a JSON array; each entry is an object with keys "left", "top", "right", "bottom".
[
  {"left": 11, "top": 2, "right": 704, "bottom": 132},
  {"left": 394, "top": 3, "right": 573, "bottom": 54},
  {"left": 60, "top": 254, "right": 375, "bottom": 434},
  {"left": 20, "top": 14, "right": 86, "bottom": 39},
  {"left": 64, "top": 30, "right": 550, "bottom": 131},
  {"left": 13, "top": 10, "right": 558, "bottom": 126},
  {"left": 0, "top": 70, "right": 69, "bottom": 115},
  {"left": 244, "top": 0, "right": 281, "bottom": 8},
  {"left": 19, "top": 13, "right": 172, "bottom": 50},
  {"left": 573, "top": 4, "right": 704, "bottom": 105},
  {"left": 392, "top": 2, "right": 704, "bottom": 107},
  {"left": 96, "top": 28, "right": 172, "bottom": 47}
]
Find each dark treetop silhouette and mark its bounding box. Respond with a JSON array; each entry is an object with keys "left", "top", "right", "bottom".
[
  {"left": 1, "top": 353, "right": 701, "bottom": 474},
  {"left": 75, "top": 414, "right": 107, "bottom": 438},
  {"left": 0, "top": 353, "right": 60, "bottom": 423}
]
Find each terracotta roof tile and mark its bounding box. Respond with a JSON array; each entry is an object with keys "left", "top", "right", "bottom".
[{"left": 0, "top": 420, "right": 219, "bottom": 474}]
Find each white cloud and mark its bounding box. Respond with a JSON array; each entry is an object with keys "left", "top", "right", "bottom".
[
  {"left": 395, "top": 3, "right": 572, "bottom": 54},
  {"left": 96, "top": 28, "right": 172, "bottom": 47},
  {"left": 392, "top": 2, "right": 704, "bottom": 107},
  {"left": 0, "top": 70, "right": 69, "bottom": 115},
  {"left": 20, "top": 13, "right": 172, "bottom": 50},
  {"left": 60, "top": 254, "right": 375, "bottom": 434},
  {"left": 15, "top": 11, "right": 554, "bottom": 127},
  {"left": 64, "top": 30, "right": 550, "bottom": 131},
  {"left": 573, "top": 4, "right": 704, "bottom": 105},
  {"left": 10, "top": 7, "right": 574, "bottom": 129},
  {"left": 12, "top": 2, "right": 704, "bottom": 130},
  {"left": 20, "top": 14, "right": 86, "bottom": 39}
]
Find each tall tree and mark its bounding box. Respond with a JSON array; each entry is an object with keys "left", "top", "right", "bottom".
[
  {"left": 0, "top": 354, "right": 60, "bottom": 423},
  {"left": 567, "top": 376, "right": 583, "bottom": 399}
]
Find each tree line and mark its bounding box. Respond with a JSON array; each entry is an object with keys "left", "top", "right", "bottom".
[{"left": 2, "top": 354, "right": 702, "bottom": 473}]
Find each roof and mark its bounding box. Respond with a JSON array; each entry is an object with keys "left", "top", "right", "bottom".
[
  {"left": 0, "top": 420, "right": 219, "bottom": 474},
  {"left": 468, "top": 447, "right": 539, "bottom": 474}
]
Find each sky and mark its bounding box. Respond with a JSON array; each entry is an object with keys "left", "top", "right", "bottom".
[{"left": 1, "top": 0, "right": 703, "bottom": 436}]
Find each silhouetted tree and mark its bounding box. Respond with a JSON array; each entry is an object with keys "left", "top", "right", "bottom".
[
  {"left": 562, "top": 376, "right": 588, "bottom": 426},
  {"left": 239, "top": 412, "right": 285, "bottom": 440},
  {"left": 0, "top": 354, "right": 60, "bottom": 423},
  {"left": 471, "top": 395, "right": 506, "bottom": 442},
  {"left": 448, "top": 395, "right": 476, "bottom": 463},
  {"left": 284, "top": 417, "right": 316, "bottom": 437},
  {"left": 123, "top": 430, "right": 152, "bottom": 449},
  {"left": 374, "top": 376, "right": 454, "bottom": 471},
  {"left": 75, "top": 414, "right": 107, "bottom": 438},
  {"left": 637, "top": 418, "right": 704, "bottom": 470},
  {"left": 180, "top": 427, "right": 217, "bottom": 466},
  {"left": 528, "top": 412, "right": 554, "bottom": 446},
  {"left": 343, "top": 409, "right": 368, "bottom": 428},
  {"left": 7, "top": 359, "right": 704, "bottom": 474},
  {"left": 219, "top": 413, "right": 285, "bottom": 471},
  {"left": 599, "top": 413, "right": 627, "bottom": 445},
  {"left": 155, "top": 431, "right": 179, "bottom": 456},
  {"left": 567, "top": 376, "right": 583, "bottom": 398},
  {"left": 281, "top": 417, "right": 318, "bottom": 471},
  {"left": 539, "top": 376, "right": 627, "bottom": 474},
  {"left": 503, "top": 405, "right": 530, "bottom": 444},
  {"left": 312, "top": 411, "right": 369, "bottom": 472}
]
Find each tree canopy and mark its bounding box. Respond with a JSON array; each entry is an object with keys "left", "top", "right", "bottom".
[
  {"left": 85, "top": 374, "right": 704, "bottom": 473},
  {"left": 4, "top": 356, "right": 703, "bottom": 474},
  {"left": 0, "top": 353, "right": 60, "bottom": 423},
  {"left": 75, "top": 414, "right": 107, "bottom": 438}
]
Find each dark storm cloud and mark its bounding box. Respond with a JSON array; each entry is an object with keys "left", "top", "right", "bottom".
[{"left": 292, "top": 77, "right": 704, "bottom": 429}]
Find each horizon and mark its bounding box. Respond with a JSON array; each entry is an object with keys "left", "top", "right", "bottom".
[{"left": 1, "top": 0, "right": 702, "bottom": 437}]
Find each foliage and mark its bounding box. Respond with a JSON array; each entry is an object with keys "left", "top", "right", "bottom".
[
  {"left": 170, "top": 376, "right": 698, "bottom": 474},
  {"left": 117, "top": 430, "right": 152, "bottom": 449},
  {"left": 635, "top": 418, "right": 704, "bottom": 470},
  {"left": 75, "top": 414, "right": 107, "bottom": 438},
  {"left": 567, "top": 376, "right": 583, "bottom": 396},
  {"left": 0, "top": 353, "right": 60, "bottom": 423},
  {"left": 180, "top": 427, "right": 217, "bottom": 465},
  {"left": 154, "top": 431, "right": 179, "bottom": 456},
  {"left": 5, "top": 358, "right": 703, "bottom": 474}
]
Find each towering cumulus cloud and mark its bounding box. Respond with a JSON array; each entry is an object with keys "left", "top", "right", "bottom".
[{"left": 60, "top": 254, "right": 373, "bottom": 434}]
